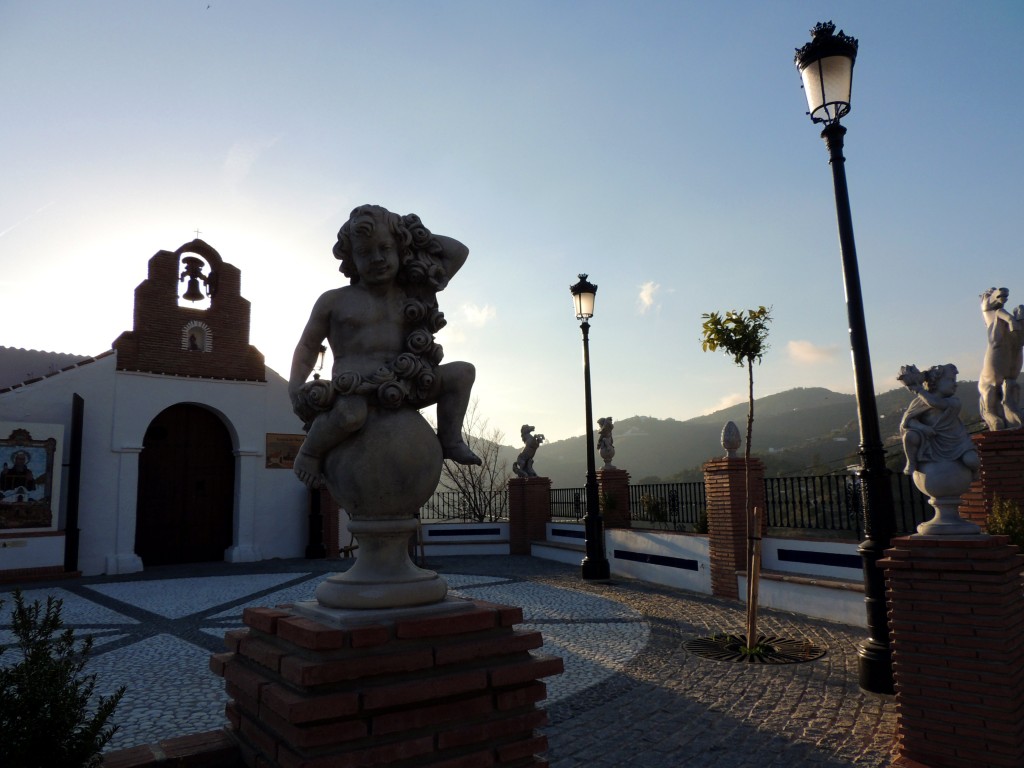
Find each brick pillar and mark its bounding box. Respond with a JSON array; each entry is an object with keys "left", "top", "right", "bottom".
[
  {"left": 702, "top": 457, "right": 765, "bottom": 600},
  {"left": 881, "top": 535, "right": 1024, "bottom": 768},
  {"left": 959, "top": 430, "right": 1024, "bottom": 529},
  {"left": 597, "top": 468, "right": 631, "bottom": 529},
  {"left": 508, "top": 477, "right": 552, "bottom": 555},
  {"left": 211, "top": 600, "right": 564, "bottom": 768}
]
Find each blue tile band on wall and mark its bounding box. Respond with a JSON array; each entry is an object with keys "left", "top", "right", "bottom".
[
  {"left": 613, "top": 549, "right": 698, "bottom": 571},
  {"left": 551, "top": 528, "right": 586, "bottom": 540},
  {"left": 778, "top": 548, "right": 861, "bottom": 570},
  {"left": 426, "top": 527, "right": 502, "bottom": 538}
]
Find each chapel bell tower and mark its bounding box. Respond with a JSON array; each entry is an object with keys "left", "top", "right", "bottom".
[{"left": 112, "top": 239, "right": 265, "bottom": 381}]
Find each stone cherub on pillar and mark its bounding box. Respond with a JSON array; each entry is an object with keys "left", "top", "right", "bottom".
[
  {"left": 289, "top": 205, "right": 482, "bottom": 490},
  {"left": 287, "top": 204, "right": 482, "bottom": 608},
  {"left": 978, "top": 286, "right": 1024, "bottom": 431},
  {"left": 898, "top": 363, "right": 981, "bottom": 534}
]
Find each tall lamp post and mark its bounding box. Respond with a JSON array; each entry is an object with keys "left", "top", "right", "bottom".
[
  {"left": 570, "top": 274, "right": 610, "bottom": 581},
  {"left": 795, "top": 21, "right": 896, "bottom": 695}
]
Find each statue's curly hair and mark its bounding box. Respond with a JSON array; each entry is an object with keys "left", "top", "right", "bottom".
[{"left": 332, "top": 205, "right": 413, "bottom": 283}]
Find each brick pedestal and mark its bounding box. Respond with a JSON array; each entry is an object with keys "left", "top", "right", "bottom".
[
  {"left": 210, "top": 599, "right": 564, "bottom": 768},
  {"left": 597, "top": 468, "right": 630, "bottom": 529},
  {"left": 959, "top": 430, "right": 1024, "bottom": 529},
  {"left": 702, "top": 457, "right": 765, "bottom": 599},
  {"left": 881, "top": 535, "right": 1024, "bottom": 768},
  {"left": 508, "top": 477, "right": 551, "bottom": 555}
]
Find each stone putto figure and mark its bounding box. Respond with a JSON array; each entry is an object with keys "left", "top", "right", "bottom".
[
  {"left": 286, "top": 204, "right": 482, "bottom": 609},
  {"left": 513, "top": 425, "right": 544, "bottom": 478},
  {"left": 978, "top": 287, "right": 1024, "bottom": 431},
  {"left": 289, "top": 205, "right": 482, "bottom": 489},
  {"left": 898, "top": 363, "right": 981, "bottom": 535},
  {"left": 597, "top": 417, "right": 615, "bottom": 469}
]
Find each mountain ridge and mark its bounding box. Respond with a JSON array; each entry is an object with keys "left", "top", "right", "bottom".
[{"left": 490, "top": 383, "right": 984, "bottom": 488}]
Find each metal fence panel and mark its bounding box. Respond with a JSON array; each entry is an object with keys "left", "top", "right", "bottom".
[
  {"left": 419, "top": 490, "right": 509, "bottom": 522},
  {"left": 550, "top": 487, "right": 586, "bottom": 521},
  {"left": 628, "top": 482, "right": 706, "bottom": 531},
  {"left": 763, "top": 473, "right": 931, "bottom": 538}
]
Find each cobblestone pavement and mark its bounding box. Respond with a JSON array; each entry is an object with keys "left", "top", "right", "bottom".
[{"left": 1, "top": 556, "right": 898, "bottom": 767}]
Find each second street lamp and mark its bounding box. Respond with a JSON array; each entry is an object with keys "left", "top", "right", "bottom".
[
  {"left": 795, "top": 21, "right": 897, "bottom": 695},
  {"left": 570, "top": 274, "right": 610, "bottom": 581}
]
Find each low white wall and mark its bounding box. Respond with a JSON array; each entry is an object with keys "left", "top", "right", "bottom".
[
  {"left": 419, "top": 522, "right": 509, "bottom": 556},
  {"left": 739, "top": 573, "right": 866, "bottom": 628},
  {"left": 534, "top": 524, "right": 712, "bottom": 594},
  {"left": 0, "top": 533, "right": 65, "bottom": 571},
  {"left": 608, "top": 529, "right": 712, "bottom": 594},
  {"left": 532, "top": 525, "right": 866, "bottom": 627},
  {"left": 761, "top": 536, "right": 863, "bottom": 581}
]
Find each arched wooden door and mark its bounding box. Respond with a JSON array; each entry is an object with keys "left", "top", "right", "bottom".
[{"left": 135, "top": 404, "right": 234, "bottom": 566}]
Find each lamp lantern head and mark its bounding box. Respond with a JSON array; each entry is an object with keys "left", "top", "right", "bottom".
[
  {"left": 795, "top": 21, "right": 858, "bottom": 125},
  {"left": 570, "top": 273, "right": 598, "bottom": 321}
]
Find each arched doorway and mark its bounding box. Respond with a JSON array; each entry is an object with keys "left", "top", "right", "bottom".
[{"left": 135, "top": 404, "right": 234, "bottom": 566}]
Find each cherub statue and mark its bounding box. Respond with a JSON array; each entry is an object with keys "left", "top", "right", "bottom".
[
  {"left": 978, "top": 287, "right": 1024, "bottom": 431},
  {"left": 898, "top": 364, "right": 982, "bottom": 534},
  {"left": 899, "top": 364, "right": 980, "bottom": 478},
  {"left": 288, "top": 205, "right": 482, "bottom": 489},
  {"left": 512, "top": 425, "right": 545, "bottom": 478},
  {"left": 597, "top": 416, "right": 615, "bottom": 469}
]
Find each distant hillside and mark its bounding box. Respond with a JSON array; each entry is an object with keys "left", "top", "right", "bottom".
[{"left": 498, "top": 383, "right": 984, "bottom": 488}]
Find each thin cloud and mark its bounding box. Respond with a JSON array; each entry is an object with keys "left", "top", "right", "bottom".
[
  {"left": 637, "top": 281, "right": 660, "bottom": 314},
  {"left": 787, "top": 339, "right": 840, "bottom": 364},
  {"left": 0, "top": 198, "right": 59, "bottom": 239},
  {"left": 223, "top": 137, "right": 280, "bottom": 191},
  {"left": 460, "top": 303, "right": 496, "bottom": 327},
  {"left": 704, "top": 393, "right": 747, "bottom": 414}
]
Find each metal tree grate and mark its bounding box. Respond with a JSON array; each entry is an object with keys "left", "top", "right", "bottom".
[{"left": 684, "top": 633, "right": 827, "bottom": 664}]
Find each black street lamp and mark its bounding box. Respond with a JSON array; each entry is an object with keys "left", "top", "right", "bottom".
[
  {"left": 796, "top": 21, "right": 896, "bottom": 695},
  {"left": 570, "top": 274, "right": 610, "bottom": 581}
]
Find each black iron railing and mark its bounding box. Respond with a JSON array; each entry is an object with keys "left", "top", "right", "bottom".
[
  {"left": 763, "top": 472, "right": 930, "bottom": 538},
  {"left": 421, "top": 471, "right": 930, "bottom": 534},
  {"left": 628, "top": 482, "right": 706, "bottom": 531},
  {"left": 419, "top": 490, "right": 509, "bottom": 522},
  {"left": 550, "top": 487, "right": 586, "bottom": 521}
]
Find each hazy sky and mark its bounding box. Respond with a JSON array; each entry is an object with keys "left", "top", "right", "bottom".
[{"left": 2, "top": 2, "right": 1022, "bottom": 443}]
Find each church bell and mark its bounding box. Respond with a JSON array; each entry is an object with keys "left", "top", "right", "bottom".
[
  {"left": 182, "top": 277, "right": 206, "bottom": 302},
  {"left": 179, "top": 256, "right": 209, "bottom": 302}
]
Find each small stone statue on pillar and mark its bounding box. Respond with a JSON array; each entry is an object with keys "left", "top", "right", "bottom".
[
  {"left": 597, "top": 416, "right": 615, "bottom": 469},
  {"left": 512, "top": 425, "right": 544, "bottom": 478},
  {"left": 722, "top": 421, "right": 741, "bottom": 458},
  {"left": 898, "top": 363, "right": 981, "bottom": 534},
  {"left": 978, "top": 287, "right": 1024, "bottom": 431}
]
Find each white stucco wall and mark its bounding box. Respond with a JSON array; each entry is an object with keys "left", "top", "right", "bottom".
[{"left": 0, "top": 354, "right": 308, "bottom": 575}]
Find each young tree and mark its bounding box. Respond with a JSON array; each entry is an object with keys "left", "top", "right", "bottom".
[
  {"left": 436, "top": 399, "right": 511, "bottom": 522},
  {"left": 0, "top": 590, "right": 125, "bottom": 768},
  {"left": 701, "top": 305, "right": 772, "bottom": 649}
]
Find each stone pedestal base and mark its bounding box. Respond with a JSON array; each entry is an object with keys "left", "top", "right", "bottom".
[
  {"left": 597, "top": 468, "right": 631, "bottom": 529},
  {"left": 508, "top": 477, "right": 551, "bottom": 555},
  {"left": 210, "top": 598, "right": 564, "bottom": 768},
  {"left": 314, "top": 518, "right": 447, "bottom": 609},
  {"left": 702, "top": 457, "right": 765, "bottom": 599},
  {"left": 881, "top": 535, "right": 1024, "bottom": 768}
]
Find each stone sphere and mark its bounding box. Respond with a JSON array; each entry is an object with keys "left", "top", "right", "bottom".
[
  {"left": 321, "top": 407, "right": 442, "bottom": 520},
  {"left": 911, "top": 460, "right": 974, "bottom": 501}
]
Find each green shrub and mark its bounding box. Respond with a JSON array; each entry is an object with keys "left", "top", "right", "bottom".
[
  {"left": 0, "top": 590, "right": 125, "bottom": 768},
  {"left": 988, "top": 496, "right": 1024, "bottom": 549},
  {"left": 640, "top": 493, "right": 666, "bottom": 523},
  {"left": 694, "top": 509, "right": 709, "bottom": 535}
]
